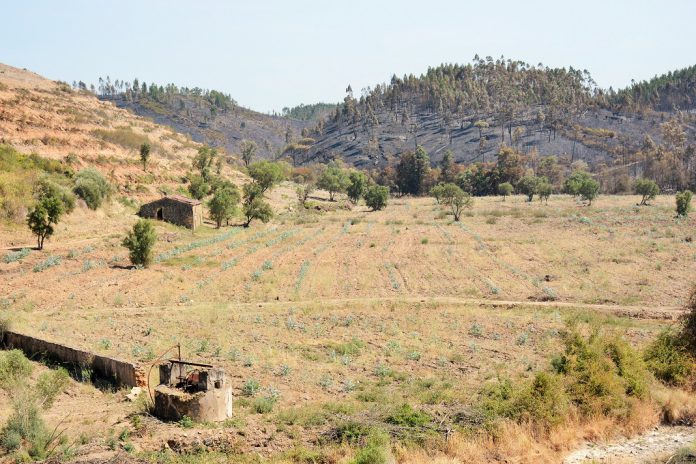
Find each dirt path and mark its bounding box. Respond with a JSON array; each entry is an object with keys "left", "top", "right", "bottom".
[
  {"left": 564, "top": 426, "right": 695, "bottom": 463},
  {"left": 92, "top": 295, "right": 685, "bottom": 320}
]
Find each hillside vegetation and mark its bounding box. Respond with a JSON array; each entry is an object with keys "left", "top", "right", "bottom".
[{"left": 91, "top": 76, "right": 310, "bottom": 162}]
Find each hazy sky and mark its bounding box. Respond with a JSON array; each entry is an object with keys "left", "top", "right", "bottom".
[{"left": 2, "top": 1, "right": 694, "bottom": 113}]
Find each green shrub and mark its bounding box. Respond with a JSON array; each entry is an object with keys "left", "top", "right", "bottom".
[
  {"left": 552, "top": 329, "right": 649, "bottom": 415},
  {"left": 0, "top": 350, "right": 33, "bottom": 390},
  {"left": 3, "top": 248, "right": 30, "bottom": 264},
  {"left": 0, "top": 351, "right": 70, "bottom": 459},
  {"left": 73, "top": 168, "right": 110, "bottom": 209},
  {"left": 242, "top": 378, "right": 261, "bottom": 396},
  {"left": 178, "top": 415, "right": 193, "bottom": 428},
  {"left": 481, "top": 328, "right": 650, "bottom": 429},
  {"left": 253, "top": 396, "right": 276, "bottom": 414},
  {"left": 122, "top": 220, "right": 157, "bottom": 267},
  {"left": 385, "top": 404, "right": 431, "bottom": 427},
  {"left": 676, "top": 190, "right": 692, "bottom": 217},
  {"left": 644, "top": 329, "right": 694, "bottom": 386}
]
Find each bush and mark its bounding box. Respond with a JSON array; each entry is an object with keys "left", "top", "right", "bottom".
[
  {"left": 0, "top": 350, "right": 33, "bottom": 390},
  {"left": 635, "top": 178, "right": 659, "bottom": 205},
  {"left": 385, "top": 404, "right": 431, "bottom": 427},
  {"left": 0, "top": 351, "right": 69, "bottom": 459},
  {"left": 253, "top": 396, "right": 276, "bottom": 414},
  {"left": 364, "top": 185, "right": 389, "bottom": 211},
  {"left": 122, "top": 219, "right": 157, "bottom": 267},
  {"left": 644, "top": 329, "right": 694, "bottom": 386},
  {"left": 676, "top": 190, "right": 692, "bottom": 217},
  {"left": 481, "top": 328, "right": 650, "bottom": 429},
  {"left": 73, "top": 168, "right": 110, "bottom": 209},
  {"left": 4, "top": 248, "right": 30, "bottom": 264},
  {"left": 242, "top": 378, "right": 261, "bottom": 397},
  {"left": 481, "top": 372, "right": 569, "bottom": 428}
]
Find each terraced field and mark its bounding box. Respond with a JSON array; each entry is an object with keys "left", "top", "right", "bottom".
[{"left": 1, "top": 191, "right": 694, "bottom": 462}]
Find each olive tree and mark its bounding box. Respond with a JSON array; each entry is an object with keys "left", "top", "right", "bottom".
[
  {"left": 347, "top": 171, "right": 368, "bottom": 204},
  {"left": 248, "top": 161, "right": 286, "bottom": 193},
  {"left": 208, "top": 184, "right": 240, "bottom": 228},
  {"left": 242, "top": 184, "right": 272, "bottom": 227},
  {"left": 317, "top": 164, "right": 350, "bottom": 201},
  {"left": 364, "top": 185, "right": 389, "bottom": 211},
  {"left": 634, "top": 178, "right": 659, "bottom": 205},
  {"left": 440, "top": 183, "right": 472, "bottom": 221},
  {"left": 27, "top": 195, "right": 63, "bottom": 250}
]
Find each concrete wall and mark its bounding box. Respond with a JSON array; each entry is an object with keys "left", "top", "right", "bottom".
[{"left": 1, "top": 331, "right": 145, "bottom": 388}]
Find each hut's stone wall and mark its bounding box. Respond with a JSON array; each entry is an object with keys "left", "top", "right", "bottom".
[{"left": 139, "top": 195, "right": 202, "bottom": 229}]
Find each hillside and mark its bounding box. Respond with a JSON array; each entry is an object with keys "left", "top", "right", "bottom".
[
  {"left": 0, "top": 64, "right": 210, "bottom": 191},
  {"left": 302, "top": 59, "right": 696, "bottom": 175},
  {"left": 95, "top": 60, "right": 696, "bottom": 185},
  {"left": 93, "top": 78, "right": 311, "bottom": 160}
]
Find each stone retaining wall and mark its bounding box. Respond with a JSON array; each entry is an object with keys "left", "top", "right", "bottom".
[{"left": 0, "top": 331, "right": 145, "bottom": 388}]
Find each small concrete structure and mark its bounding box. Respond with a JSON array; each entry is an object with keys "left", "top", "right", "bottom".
[
  {"left": 154, "top": 361, "right": 232, "bottom": 422},
  {"left": 138, "top": 195, "right": 203, "bottom": 229}
]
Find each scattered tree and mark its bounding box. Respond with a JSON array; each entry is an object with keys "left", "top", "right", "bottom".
[
  {"left": 634, "top": 178, "right": 659, "bottom": 205},
  {"left": 188, "top": 175, "right": 210, "bottom": 200},
  {"left": 122, "top": 219, "right": 157, "bottom": 267},
  {"left": 347, "top": 171, "right": 368, "bottom": 204},
  {"left": 517, "top": 176, "right": 540, "bottom": 202},
  {"left": 208, "top": 184, "right": 240, "bottom": 227},
  {"left": 498, "top": 182, "right": 513, "bottom": 201},
  {"left": 242, "top": 184, "right": 273, "bottom": 227},
  {"left": 248, "top": 161, "right": 286, "bottom": 193},
  {"left": 676, "top": 190, "right": 692, "bottom": 217},
  {"left": 364, "top": 185, "right": 389, "bottom": 211},
  {"left": 396, "top": 145, "right": 430, "bottom": 195},
  {"left": 27, "top": 196, "right": 63, "bottom": 250},
  {"left": 579, "top": 178, "right": 600, "bottom": 205},
  {"left": 240, "top": 140, "right": 257, "bottom": 167},
  {"left": 537, "top": 180, "right": 552, "bottom": 204},
  {"left": 192, "top": 145, "right": 217, "bottom": 182},
  {"left": 439, "top": 183, "right": 472, "bottom": 221},
  {"left": 317, "top": 164, "right": 350, "bottom": 201},
  {"left": 296, "top": 183, "right": 314, "bottom": 207},
  {"left": 439, "top": 150, "right": 456, "bottom": 183},
  {"left": 430, "top": 183, "right": 446, "bottom": 204},
  {"left": 139, "top": 142, "right": 151, "bottom": 171},
  {"left": 474, "top": 120, "right": 489, "bottom": 139}
]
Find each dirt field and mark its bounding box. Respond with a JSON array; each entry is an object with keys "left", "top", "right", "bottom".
[{"left": 1, "top": 191, "right": 693, "bottom": 462}]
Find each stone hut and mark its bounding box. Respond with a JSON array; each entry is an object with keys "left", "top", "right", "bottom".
[{"left": 138, "top": 195, "right": 203, "bottom": 229}]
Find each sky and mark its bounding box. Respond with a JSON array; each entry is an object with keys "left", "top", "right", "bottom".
[{"left": 1, "top": 0, "right": 694, "bottom": 113}]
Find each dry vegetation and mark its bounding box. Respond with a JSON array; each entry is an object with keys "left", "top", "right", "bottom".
[
  {"left": 2, "top": 63, "right": 696, "bottom": 464},
  {"left": 0, "top": 63, "right": 206, "bottom": 199},
  {"left": 1, "top": 189, "right": 695, "bottom": 463}
]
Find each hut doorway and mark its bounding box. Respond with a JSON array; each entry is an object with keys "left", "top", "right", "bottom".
[{"left": 156, "top": 208, "right": 163, "bottom": 220}]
